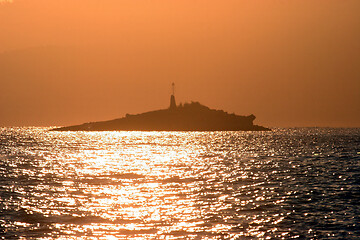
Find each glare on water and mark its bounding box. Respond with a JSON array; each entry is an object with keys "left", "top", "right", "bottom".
[{"left": 0, "top": 128, "right": 359, "bottom": 239}]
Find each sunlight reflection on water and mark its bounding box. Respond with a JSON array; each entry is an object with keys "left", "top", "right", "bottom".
[{"left": 0, "top": 128, "right": 359, "bottom": 239}]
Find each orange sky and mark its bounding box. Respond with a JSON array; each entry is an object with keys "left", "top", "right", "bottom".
[{"left": 0, "top": 0, "right": 359, "bottom": 127}]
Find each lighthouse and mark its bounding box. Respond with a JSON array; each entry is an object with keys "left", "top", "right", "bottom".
[{"left": 169, "top": 82, "right": 176, "bottom": 109}]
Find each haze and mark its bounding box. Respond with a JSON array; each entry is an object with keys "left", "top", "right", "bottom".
[{"left": 1, "top": 0, "right": 359, "bottom": 127}]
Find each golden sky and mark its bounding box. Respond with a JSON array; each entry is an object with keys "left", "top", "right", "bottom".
[{"left": 0, "top": 0, "right": 359, "bottom": 127}]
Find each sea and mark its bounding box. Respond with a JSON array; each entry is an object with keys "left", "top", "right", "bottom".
[{"left": 0, "top": 127, "right": 359, "bottom": 239}]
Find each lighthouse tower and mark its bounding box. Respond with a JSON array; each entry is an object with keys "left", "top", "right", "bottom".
[{"left": 169, "top": 82, "right": 176, "bottom": 109}]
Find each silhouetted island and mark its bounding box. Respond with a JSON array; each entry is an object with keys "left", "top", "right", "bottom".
[{"left": 52, "top": 93, "right": 270, "bottom": 131}]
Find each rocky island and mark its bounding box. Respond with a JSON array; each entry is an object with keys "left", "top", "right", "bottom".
[{"left": 52, "top": 93, "right": 270, "bottom": 131}]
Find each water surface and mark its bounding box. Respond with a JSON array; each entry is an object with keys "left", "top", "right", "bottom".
[{"left": 0, "top": 128, "right": 359, "bottom": 239}]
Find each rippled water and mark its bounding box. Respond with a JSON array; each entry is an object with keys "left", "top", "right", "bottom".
[{"left": 0, "top": 128, "right": 359, "bottom": 239}]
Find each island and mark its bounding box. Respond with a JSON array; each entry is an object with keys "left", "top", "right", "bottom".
[{"left": 52, "top": 93, "right": 270, "bottom": 131}]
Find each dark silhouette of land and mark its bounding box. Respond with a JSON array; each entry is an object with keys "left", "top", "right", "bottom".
[{"left": 52, "top": 94, "right": 270, "bottom": 131}]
